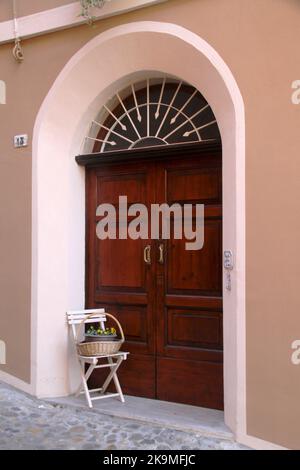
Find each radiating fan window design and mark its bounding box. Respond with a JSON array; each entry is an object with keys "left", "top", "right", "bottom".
[{"left": 84, "top": 78, "right": 221, "bottom": 154}]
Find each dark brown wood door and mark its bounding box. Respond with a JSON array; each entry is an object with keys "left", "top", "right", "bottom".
[{"left": 86, "top": 145, "right": 223, "bottom": 410}]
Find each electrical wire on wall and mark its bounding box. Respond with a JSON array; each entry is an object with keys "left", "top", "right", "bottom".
[{"left": 12, "top": 0, "right": 24, "bottom": 62}]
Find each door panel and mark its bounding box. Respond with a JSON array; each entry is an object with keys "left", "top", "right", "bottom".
[
  {"left": 166, "top": 308, "right": 222, "bottom": 349},
  {"left": 97, "top": 237, "right": 146, "bottom": 289},
  {"left": 167, "top": 218, "right": 222, "bottom": 295},
  {"left": 157, "top": 357, "right": 223, "bottom": 409},
  {"left": 167, "top": 167, "right": 221, "bottom": 204},
  {"left": 115, "top": 354, "right": 156, "bottom": 398},
  {"left": 96, "top": 173, "right": 146, "bottom": 205}
]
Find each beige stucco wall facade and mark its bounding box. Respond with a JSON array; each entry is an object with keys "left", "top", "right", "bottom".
[{"left": 0, "top": 0, "right": 300, "bottom": 449}]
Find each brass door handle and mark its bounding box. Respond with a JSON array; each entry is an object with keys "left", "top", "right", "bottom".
[
  {"left": 144, "top": 245, "right": 151, "bottom": 265},
  {"left": 158, "top": 243, "right": 164, "bottom": 264}
]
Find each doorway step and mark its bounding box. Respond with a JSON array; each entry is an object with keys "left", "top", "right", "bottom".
[{"left": 46, "top": 394, "right": 233, "bottom": 442}]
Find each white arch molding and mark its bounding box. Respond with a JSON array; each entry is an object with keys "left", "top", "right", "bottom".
[{"left": 32, "top": 22, "right": 246, "bottom": 440}]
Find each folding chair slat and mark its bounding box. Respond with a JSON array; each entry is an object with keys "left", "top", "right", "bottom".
[
  {"left": 67, "top": 309, "right": 105, "bottom": 315},
  {"left": 67, "top": 313, "right": 106, "bottom": 319},
  {"left": 68, "top": 313, "right": 106, "bottom": 321},
  {"left": 68, "top": 318, "right": 106, "bottom": 325}
]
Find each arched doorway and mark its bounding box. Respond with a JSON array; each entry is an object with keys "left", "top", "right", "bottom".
[
  {"left": 32, "top": 22, "right": 245, "bottom": 437},
  {"left": 78, "top": 78, "right": 223, "bottom": 409}
]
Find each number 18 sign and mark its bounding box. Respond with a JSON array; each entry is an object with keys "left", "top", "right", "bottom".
[{"left": 14, "top": 134, "right": 28, "bottom": 148}]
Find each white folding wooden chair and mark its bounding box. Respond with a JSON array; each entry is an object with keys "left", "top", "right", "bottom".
[{"left": 67, "top": 309, "right": 129, "bottom": 408}]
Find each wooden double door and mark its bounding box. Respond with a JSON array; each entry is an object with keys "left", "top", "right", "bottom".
[{"left": 86, "top": 144, "right": 223, "bottom": 410}]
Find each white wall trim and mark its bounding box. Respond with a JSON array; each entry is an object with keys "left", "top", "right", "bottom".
[
  {"left": 0, "top": 370, "right": 33, "bottom": 395},
  {"left": 0, "top": 0, "right": 167, "bottom": 44},
  {"left": 239, "top": 433, "right": 288, "bottom": 451}
]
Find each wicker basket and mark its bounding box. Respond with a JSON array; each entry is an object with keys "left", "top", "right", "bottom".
[{"left": 76, "top": 313, "right": 124, "bottom": 356}]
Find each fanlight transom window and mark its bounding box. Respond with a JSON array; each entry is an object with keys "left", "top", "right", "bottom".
[{"left": 84, "top": 78, "right": 221, "bottom": 154}]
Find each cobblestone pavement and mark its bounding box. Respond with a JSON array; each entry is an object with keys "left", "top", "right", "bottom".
[{"left": 0, "top": 382, "right": 248, "bottom": 450}]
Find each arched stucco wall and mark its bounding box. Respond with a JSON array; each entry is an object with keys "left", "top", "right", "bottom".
[{"left": 32, "top": 22, "right": 245, "bottom": 439}]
